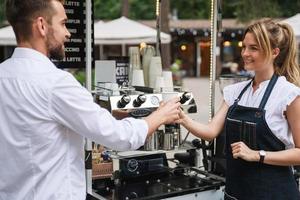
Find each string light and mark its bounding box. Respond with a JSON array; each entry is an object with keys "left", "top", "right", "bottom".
[
  {"left": 156, "top": 0, "right": 160, "bottom": 16},
  {"left": 238, "top": 41, "right": 243, "bottom": 47},
  {"left": 140, "top": 42, "right": 147, "bottom": 51},
  {"left": 223, "top": 41, "right": 231, "bottom": 46},
  {"left": 209, "top": 0, "right": 216, "bottom": 121},
  {"left": 180, "top": 44, "right": 187, "bottom": 51}
]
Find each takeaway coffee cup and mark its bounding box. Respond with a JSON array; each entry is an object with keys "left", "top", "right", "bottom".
[
  {"left": 162, "top": 71, "right": 173, "bottom": 92},
  {"left": 131, "top": 69, "right": 145, "bottom": 86}
]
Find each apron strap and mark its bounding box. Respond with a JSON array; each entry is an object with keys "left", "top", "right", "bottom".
[
  {"left": 234, "top": 79, "right": 253, "bottom": 105},
  {"left": 259, "top": 74, "right": 278, "bottom": 109}
]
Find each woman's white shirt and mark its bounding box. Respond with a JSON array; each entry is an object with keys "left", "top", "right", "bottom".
[{"left": 223, "top": 76, "right": 300, "bottom": 149}]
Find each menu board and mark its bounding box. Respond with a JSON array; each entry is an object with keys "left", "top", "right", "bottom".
[{"left": 53, "top": 0, "right": 94, "bottom": 68}]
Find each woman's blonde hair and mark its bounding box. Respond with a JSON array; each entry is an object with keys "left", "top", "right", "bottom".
[{"left": 244, "top": 18, "right": 300, "bottom": 86}]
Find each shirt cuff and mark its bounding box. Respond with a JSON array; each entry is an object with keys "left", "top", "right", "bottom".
[{"left": 125, "top": 118, "right": 148, "bottom": 150}]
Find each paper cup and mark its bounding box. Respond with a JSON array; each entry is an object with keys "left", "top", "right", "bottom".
[
  {"left": 154, "top": 76, "right": 165, "bottom": 92},
  {"left": 162, "top": 71, "right": 173, "bottom": 92},
  {"left": 131, "top": 69, "right": 145, "bottom": 86}
]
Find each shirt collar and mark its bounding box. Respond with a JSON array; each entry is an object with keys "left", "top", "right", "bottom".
[
  {"left": 250, "top": 78, "right": 270, "bottom": 89},
  {"left": 11, "top": 47, "right": 57, "bottom": 69}
]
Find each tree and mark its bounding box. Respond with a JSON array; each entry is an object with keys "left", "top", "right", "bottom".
[
  {"left": 279, "top": 0, "right": 300, "bottom": 17},
  {"left": 92, "top": 0, "right": 300, "bottom": 22},
  {"left": 224, "top": 0, "right": 300, "bottom": 22},
  {"left": 129, "top": 0, "right": 156, "bottom": 19},
  {"left": 121, "top": 0, "right": 129, "bottom": 17},
  {"left": 161, "top": 0, "right": 171, "bottom": 68},
  {"left": 170, "top": 0, "right": 210, "bottom": 19},
  {"left": 94, "top": 0, "right": 122, "bottom": 19},
  {"left": 0, "top": 0, "right": 5, "bottom": 26},
  {"left": 232, "top": 0, "right": 281, "bottom": 22}
]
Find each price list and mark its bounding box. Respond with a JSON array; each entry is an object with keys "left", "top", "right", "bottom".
[{"left": 53, "top": 0, "right": 94, "bottom": 68}]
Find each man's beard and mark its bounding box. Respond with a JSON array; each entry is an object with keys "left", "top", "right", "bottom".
[{"left": 46, "top": 28, "right": 65, "bottom": 61}]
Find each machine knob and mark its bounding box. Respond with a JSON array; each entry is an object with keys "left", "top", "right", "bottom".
[
  {"left": 133, "top": 95, "right": 147, "bottom": 107},
  {"left": 129, "top": 192, "right": 138, "bottom": 199},
  {"left": 180, "top": 92, "right": 191, "bottom": 104},
  {"left": 117, "top": 95, "right": 131, "bottom": 108}
]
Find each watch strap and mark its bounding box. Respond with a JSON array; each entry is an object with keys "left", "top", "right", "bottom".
[{"left": 259, "top": 150, "right": 265, "bottom": 163}]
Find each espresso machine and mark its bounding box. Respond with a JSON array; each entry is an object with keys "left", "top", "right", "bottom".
[
  {"left": 87, "top": 86, "right": 225, "bottom": 200},
  {"left": 96, "top": 87, "right": 197, "bottom": 152}
]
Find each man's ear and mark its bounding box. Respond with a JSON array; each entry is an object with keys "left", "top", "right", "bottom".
[{"left": 35, "top": 17, "right": 48, "bottom": 37}]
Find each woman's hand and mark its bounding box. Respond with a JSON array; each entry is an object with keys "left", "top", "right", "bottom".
[
  {"left": 231, "top": 141, "right": 259, "bottom": 162},
  {"left": 174, "top": 108, "right": 189, "bottom": 125}
]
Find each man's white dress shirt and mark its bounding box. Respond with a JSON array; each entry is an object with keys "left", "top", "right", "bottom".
[
  {"left": 0, "top": 48, "right": 148, "bottom": 200},
  {"left": 223, "top": 76, "right": 300, "bottom": 149}
]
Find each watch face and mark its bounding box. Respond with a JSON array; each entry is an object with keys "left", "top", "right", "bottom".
[
  {"left": 259, "top": 150, "right": 266, "bottom": 163},
  {"left": 259, "top": 150, "right": 266, "bottom": 156},
  {"left": 150, "top": 95, "right": 160, "bottom": 106}
]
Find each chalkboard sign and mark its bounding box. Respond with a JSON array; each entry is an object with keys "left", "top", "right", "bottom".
[{"left": 53, "top": 0, "right": 94, "bottom": 68}]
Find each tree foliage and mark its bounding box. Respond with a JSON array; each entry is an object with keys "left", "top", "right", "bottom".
[
  {"left": 170, "top": 0, "right": 211, "bottom": 19},
  {"left": 128, "top": 0, "right": 156, "bottom": 19},
  {"left": 223, "top": 0, "right": 300, "bottom": 22},
  {"left": 233, "top": 0, "right": 281, "bottom": 22},
  {"left": 0, "top": 0, "right": 300, "bottom": 25},
  {"left": 94, "top": 0, "right": 122, "bottom": 19},
  {"left": 92, "top": 0, "right": 300, "bottom": 22}
]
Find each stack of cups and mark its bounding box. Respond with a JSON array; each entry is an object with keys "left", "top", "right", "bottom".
[
  {"left": 162, "top": 71, "right": 173, "bottom": 92},
  {"left": 128, "top": 47, "right": 142, "bottom": 85},
  {"left": 141, "top": 45, "right": 155, "bottom": 87},
  {"left": 148, "top": 56, "right": 163, "bottom": 89}
]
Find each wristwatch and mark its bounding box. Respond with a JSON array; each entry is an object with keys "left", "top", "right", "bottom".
[{"left": 259, "top": 150, "right": 266, "bottom": 163}]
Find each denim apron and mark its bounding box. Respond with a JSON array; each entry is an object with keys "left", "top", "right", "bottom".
[{"left": 224, "top": 74, "right": 300, "bottom": 200}]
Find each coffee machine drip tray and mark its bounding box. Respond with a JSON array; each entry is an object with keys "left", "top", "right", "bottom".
[{"left": 93, "top": 153, "right": 224, "bottom": 199}]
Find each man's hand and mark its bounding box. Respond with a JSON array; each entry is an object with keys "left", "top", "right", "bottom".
[
  {"left": 144, "top": 97, "right": 181, "bottom": 135},
  {"left": 155, "top": 97, "right": 181, "bottom": 124}
]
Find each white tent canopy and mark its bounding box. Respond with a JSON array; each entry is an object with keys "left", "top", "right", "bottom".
[
  {"left": 0, "top": 26, "right": 16, "bottom": 45},
  {"left": 0, "top": 16, "right": 170, "bottom": 46},
  {"left": 282, "top": 13, "right": 300, "bottom": 42},
  {"left": 94, "top": 16, "right": 171, "bottom": 44}
]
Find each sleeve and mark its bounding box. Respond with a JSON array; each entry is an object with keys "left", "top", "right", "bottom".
[
  {"left": 48, "top": 73, "right": 148, "bottom": 151},
  {"left": 282, "top": 85, "right": 300, "bottom": 112},
  {"left": 223, "top": 84, "right": 237, "bottom": 106}
]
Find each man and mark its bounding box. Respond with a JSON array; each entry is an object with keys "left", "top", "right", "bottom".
[{"left": 0, "top": 0, "right": 180, "bottom": 199}]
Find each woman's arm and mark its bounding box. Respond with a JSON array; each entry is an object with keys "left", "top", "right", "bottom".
[
  {"left": 264, "top": 96, "right": 300, "bottom": 165},
  {"left": 178, "top": 101, "right": 229, "bottom": 141},
  {"left": 232, "top": 96, "right": 300, "bottom": 166}
]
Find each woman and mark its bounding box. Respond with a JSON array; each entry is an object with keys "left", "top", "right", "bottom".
[{"left": 178, "top": 18, "right": 300, "bottom": 200}]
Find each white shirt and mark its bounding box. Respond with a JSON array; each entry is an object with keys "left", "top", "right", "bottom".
[
  {"left": 223, "top": 76, "right": 300, "bottom": 149},
  {"left": 0, "top": 48, "right": 148, "bottom": 200}
]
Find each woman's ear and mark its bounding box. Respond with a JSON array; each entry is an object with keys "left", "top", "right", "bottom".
[{"left": 272, "top": 47, "right": 280, "bottom": 59}]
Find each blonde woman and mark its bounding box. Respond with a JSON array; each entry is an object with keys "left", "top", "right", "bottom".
[{"left": 178, "top": 19, "right": 300, "bottom": 200}]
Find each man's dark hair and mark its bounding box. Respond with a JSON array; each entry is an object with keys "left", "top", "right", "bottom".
[{"left": 5, "top": 0, "right": 65, "bottom": 42}]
